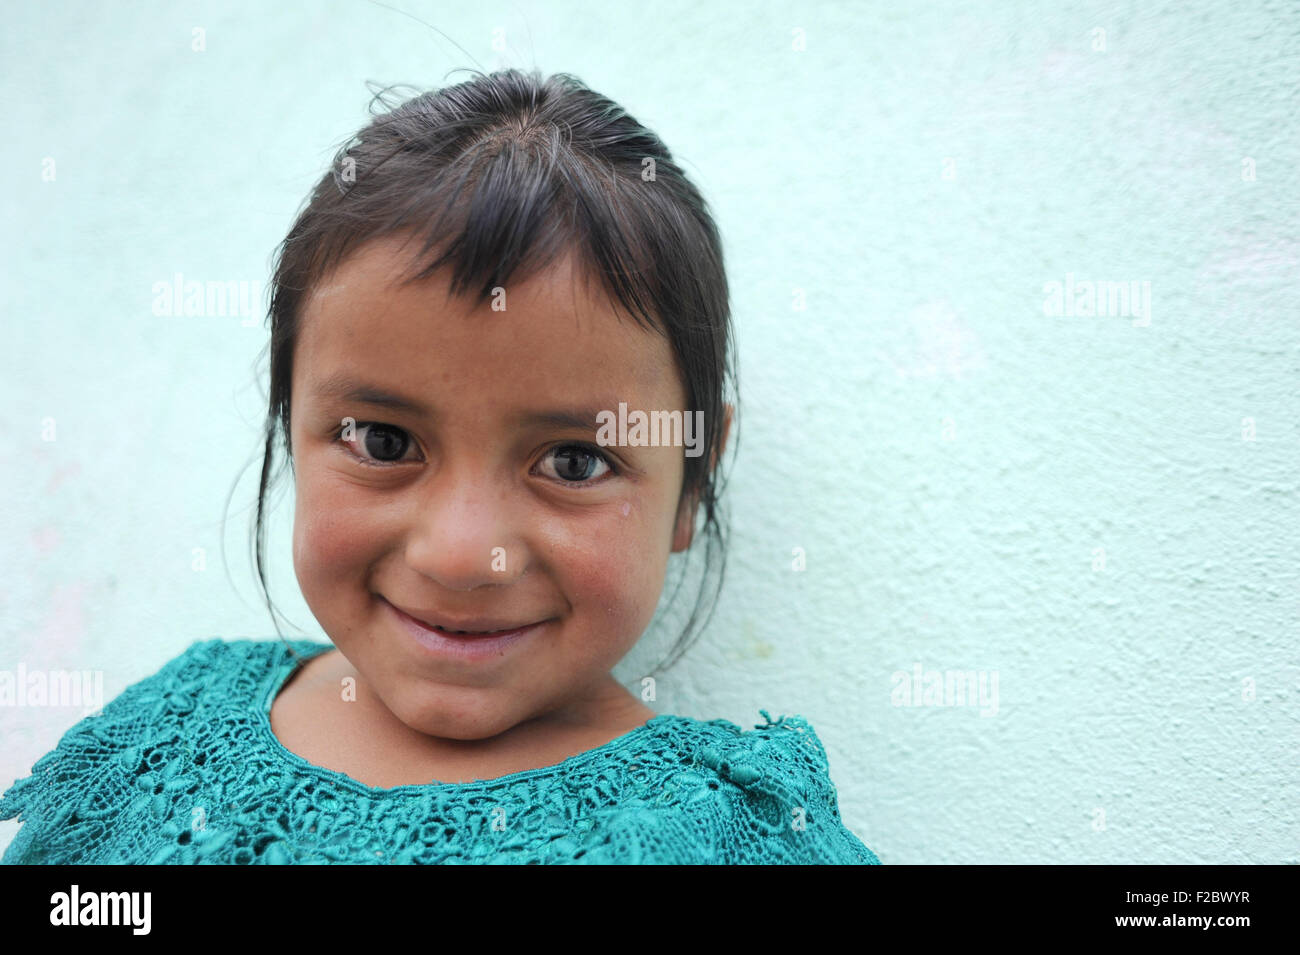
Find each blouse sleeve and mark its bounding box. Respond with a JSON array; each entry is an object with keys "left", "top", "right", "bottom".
[
  {"left": 695, "top": 712, "right": 881, "bottom": 865},
  {"left": 0, "top": 640, "right": 214, "bottom": 864}
]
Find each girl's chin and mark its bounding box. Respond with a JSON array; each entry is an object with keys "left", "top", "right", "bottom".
[{"left": 375, "top": 683, "right": 537, "bottom": 743}]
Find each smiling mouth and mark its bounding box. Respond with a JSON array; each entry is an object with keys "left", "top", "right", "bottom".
[{"left": 380, "top": 597, "right": 549, "bottom": 636}]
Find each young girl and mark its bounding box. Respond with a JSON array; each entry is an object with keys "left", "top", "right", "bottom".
[{"left": 1, "top": 68, "right": 880, "bottom": 865}]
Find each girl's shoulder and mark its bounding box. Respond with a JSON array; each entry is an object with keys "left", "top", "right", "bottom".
[
  {"left": 9, "top": 636, "right": 322, "bottom": 738},
  {"left": 0, "top": 637, "right": 321, "bottom": 864},
  {"left": 131, "top": 635, "right": 326, "bottom": 690},
  {"left": 591, "top": 709, "right": 882, "bottom": 865},
  {"left": 655, "top": 709, "right": 848, "bottom": 799}
]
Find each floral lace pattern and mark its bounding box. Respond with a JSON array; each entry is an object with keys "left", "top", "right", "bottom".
[{"left": 1, "top": 639, "right": 880, "bottom": 864}]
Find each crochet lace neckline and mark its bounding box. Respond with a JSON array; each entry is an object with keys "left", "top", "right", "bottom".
[{"left": 255, "top": 641, "right": 678, "bottom": 794}]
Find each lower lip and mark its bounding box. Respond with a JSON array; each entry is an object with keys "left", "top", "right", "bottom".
[{"left": 382, "top": 599, "right": 548, "bottom": 661}]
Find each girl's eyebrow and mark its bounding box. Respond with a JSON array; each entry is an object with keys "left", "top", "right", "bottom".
[
  {"left": 314, "top": 374, "right": 428, "bottom": 415},
  {"left": 312, "top": 373, "right": 610, "bottom": 432}
]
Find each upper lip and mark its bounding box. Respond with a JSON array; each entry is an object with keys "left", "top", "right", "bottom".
[{"left": 384, "top": 598, "right": 548, "bottom": 634}]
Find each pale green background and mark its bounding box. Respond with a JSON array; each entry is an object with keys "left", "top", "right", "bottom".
[{"left": 2, "top": 0, "right": 1296, "bottom": 863}]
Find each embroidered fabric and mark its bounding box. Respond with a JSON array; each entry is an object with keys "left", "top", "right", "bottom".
[{"left": 0, "top": 639, "right": 880, "bottom": 864}]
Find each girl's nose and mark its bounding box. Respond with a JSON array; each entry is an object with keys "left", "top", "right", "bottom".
[{"left": 402, "top": 469, "right": 525, "bottom": 592}]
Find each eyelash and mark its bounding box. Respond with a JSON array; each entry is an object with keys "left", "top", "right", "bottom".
[{"left": 332, "top": 422, "right": 618, "bottom": 485}]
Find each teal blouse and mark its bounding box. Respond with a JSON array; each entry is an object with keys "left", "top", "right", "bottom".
[{"left": 0, "top": 638, "right": 881, "bottom": 865}]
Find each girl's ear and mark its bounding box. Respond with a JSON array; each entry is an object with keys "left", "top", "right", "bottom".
[
  {"left": 671, "top": 490, "right": 698, "bottom": 552},
  {"left": 671, "top": 402, "right": 733, "bottom": 553}
]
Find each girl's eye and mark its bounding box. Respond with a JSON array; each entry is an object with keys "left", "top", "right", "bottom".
[
  {"left": 336, "top": 421, "right": 419, "bottom": 466},
  {"left": 537, "top": 444, "right": 614, "bottom": 485},
  {"left": 333, "top": 426, "right": 612, "bottom": 482}
]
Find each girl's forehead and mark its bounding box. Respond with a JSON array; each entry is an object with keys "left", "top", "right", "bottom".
[
  {"left": 297, "top": 240, "right": 676, "bottom": 379},
  {"left": 295, "top": 241, "right": 684, "bottom": 408},
  {"left": 317, "top": 233, "right": 596, "bottom": 306}
]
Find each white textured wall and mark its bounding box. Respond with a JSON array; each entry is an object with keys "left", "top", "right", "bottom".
[{"left": 2, "top": 0, "right": 1295, "bottom": 863}]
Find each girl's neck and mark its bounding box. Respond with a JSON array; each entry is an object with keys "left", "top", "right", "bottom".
[{"left": 279, "top": 649, "right": 656, "bottom": 786}]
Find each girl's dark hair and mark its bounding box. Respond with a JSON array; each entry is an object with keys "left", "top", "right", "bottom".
[{"left": 243, "top": 67, "right": 737, "bottom": 675}]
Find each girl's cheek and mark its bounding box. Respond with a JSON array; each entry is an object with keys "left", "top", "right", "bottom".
[
  {"left": 292, "top": 481, "right": 376, "bottom": 579},
  {"left": 542, "top": 497, "right": 666, "bottom": 632}
]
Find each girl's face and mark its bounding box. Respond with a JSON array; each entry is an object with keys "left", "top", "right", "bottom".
[{"left": 289, "top": 234, "right": 701, "bottom": 741}]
